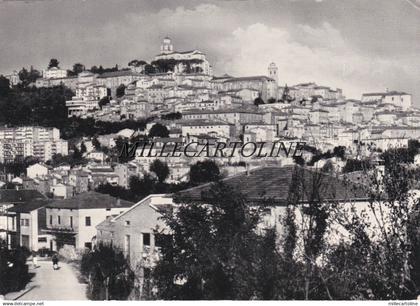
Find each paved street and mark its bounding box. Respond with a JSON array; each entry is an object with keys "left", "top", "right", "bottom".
[{"left": 15, "top": 259, "right": 87, "bottom": 300}]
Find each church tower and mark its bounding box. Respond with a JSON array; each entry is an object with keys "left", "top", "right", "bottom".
[
  {"left": 268, "top": 62, "right": 278, "bottom": 85},
  {"left": 161, "top": 37, "right": 174, "bottom": 54}
]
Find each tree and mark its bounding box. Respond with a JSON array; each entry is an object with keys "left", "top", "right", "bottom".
[
  {"left": 95, "top": 183, "right": 133, "bottom": 202},
  {"left": 150, "top": 160, "right": 170, "bottom": 183},
  {"left": 116, "top": 84, "right": 126, "bottom": 98},
  {"left": 129, "top": 174, "right": 157, "bottom": 201},
  {"left": 0, "top": 76, "right": 10, "bottom": 97},
  {"left": 342, "top": 158, "right": 372, "bottom": 173},
  {"left": 92, "top": 137, "right": 101, "bottom": 150},
  {"left": 128, "top": 59, "right": 147, "bottom": 67},
  {"left": 189, "top": 160, "right": 220, "bottom": 185},
  {"left": 98, "top": 96, "right": 110, "bottom": 109},
  {"left": 80, "top": 141, "right": 87, "bottom": 154},
  {"left": 18, "top": 67, "right": 41, "bottom": 87},
  {"left": 0, "top": 241, "right": 31, "bottom": 295},
  {"left": 48, "top": 58, "right": 60, "bottom": 69},
  {"left": 253, "top": 96, "right": 265, "bottom": 106},
  {"left": 281, "top": 84, "right": 294, "bottom": 103},
  {"left": 303, "top": 151, "right": 417, "bottom": 300},
  {"left": 161, "top": 112, "right": 182, "bottom": 120},
  {"left": 152, "top": 182, "right": 277, "bottom": 300},
  {"left": 267, "top": 98, "right": 277, "bottom": 104},
  {"left": 285, "top": 166, "right": 338, "bottom": 300},
  {"left": 148, "top": 123, "right": 169, "bottom": 138},
  {"left": 144, "top": 64, "right": 156, "bottom": 75},
  {"left": 72, "top": 63, "right": 85, "bottom": 75},
  {"left": 81, "top": 243, "right": 135, "bottom": 300}
]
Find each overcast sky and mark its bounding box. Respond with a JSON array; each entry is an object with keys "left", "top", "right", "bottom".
[{"left": 0, "top": 0, "right": 419, "bottom": 101}]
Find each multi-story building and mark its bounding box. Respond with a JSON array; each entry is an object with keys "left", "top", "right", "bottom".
[
  {"left": 181, "top": 120, "right": 236, "bottom": 139},
  {"left": 218, "top": 76, "right": 278, "bottom": 102},
  {"left": 5, "top": 71, "right": 20, "bottom": 87},
  {"left": 42, "top": 67, "right": 68, "bottom": 79},
  {"left": 182, "top": 107, "right": 263, "bottom": 125},
  {"left": 68, "top": 170, "right": 89, "bottom": 194},
  {"left": 35, "top": 76, "right": 78, "bottom": 91},
  {"left": 44, "top": 191, "right": 134, "bottom": 250},
  {"left": 0, "top": 127, "right": 68, "bottom": 163},
  {"left": 0, "top": 189, "right": 46, "bottom": 248},
  {"left": 361, "top": 91, "right": 412, "bottom": 111},
  {"left": 66, "top": 71, "right": 108, "bottom": 117},
  {"left": 7, "top": 199, "right": 53, "bottom": 251},
  {"left": 96, "top": 194, "right": 173, "bottom": 269},
  {"left": 97, "top": 70, "right": 143, "bottom": 97}
]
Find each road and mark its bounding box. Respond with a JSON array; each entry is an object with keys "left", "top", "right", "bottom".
[{"left": 15, "top": 259, "right": 87, "bottom": 300}]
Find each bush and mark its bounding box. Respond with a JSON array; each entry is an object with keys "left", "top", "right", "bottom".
[
  {"left": 59, "top": 245, "right": 84, "bottom": 262},
  {"left": 0, "top": 243, "right": 31, "bottom": 295},
  {"left": 81, "top": 243, "right": 134, "bottom": 300}
]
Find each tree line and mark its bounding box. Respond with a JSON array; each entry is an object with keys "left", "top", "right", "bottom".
[{"left": 85, "top": 151, "right": 419, "bottom": 300}]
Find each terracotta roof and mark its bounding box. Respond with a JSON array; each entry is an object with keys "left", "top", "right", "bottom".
[
  {"left": 46, "top": 191, "right": 134, "bottom": 209},
  {"left": 174, "top": 165, "right": 370, "bottom": 205}
]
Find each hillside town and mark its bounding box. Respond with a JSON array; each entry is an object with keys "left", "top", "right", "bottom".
[{"left": 0, "top": 36, "right": 419, "bottom": 301}]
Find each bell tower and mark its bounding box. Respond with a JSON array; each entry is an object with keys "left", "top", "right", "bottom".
[
  {"left": 268, "top": 62, "right": 278, "bottom": 85},
  {"left": 161, "top": 37, "right": 174, "bottom": 54}
]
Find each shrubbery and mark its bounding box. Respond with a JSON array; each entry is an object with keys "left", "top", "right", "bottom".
[{"left": 0, "top": 242, "right": 31, "bottom": 295}]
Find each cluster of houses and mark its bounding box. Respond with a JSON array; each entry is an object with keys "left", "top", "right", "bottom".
[
  {"left": 1, "top": 37, "right": 419, "bottom": 279},
  {"left": 0, "top": 126, "right": 68, "bottom": 164},
  {"left": 53, "top": 38, "right": 418, "bottom": 158},
  {"left": 3, "top": 163, "right": 414, "bottom": 282}
]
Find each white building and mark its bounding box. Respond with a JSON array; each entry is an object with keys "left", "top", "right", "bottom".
[
  {"left": 43, "top": 67, "right": 68, "bottom": 79},
  {"left": 154, "top": 37, "right": 213, "bottom": 76},
  {"left": 0, "top": 127, "right": 68, "bottom": 163},
  {"left": 44, "top": 192, "right": 135, "bottom": 250},
  {"left": 27, "top": 163, "right": 50, "bottom": 179},
  {"left": 66, "top": 71, "right": 108, "bottom": 117},
  {"left": 362, "top": 91, "right": 412, "bottom": 111},
  {"left": 5, "top": 71, "right": 20, "bottom": 87},
  {"left": 8, "top": 199, "right": 53, "bottom": 251}
]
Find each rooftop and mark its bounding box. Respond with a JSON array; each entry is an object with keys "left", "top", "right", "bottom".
[
  {"left": 0, "top": 189, "right": 45, "bottom": 204},
  {"left": 46, "top": 191, "right": 134, "bottom": 210},
  {"left": 8, "top": 199, "right": 50, "bottom": 213},
  {"left": 223, "top": 76, "right": 275, "bottom": 83},
  {"left": 174, "top": 165, "right": 370, "bottom": 205}
]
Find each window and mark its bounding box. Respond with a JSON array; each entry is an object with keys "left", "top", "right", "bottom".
[
  {"left": 38, "top": 237, "right": 47, "bottom": 243},
  {"left": 70, "top": 216, "right": 73, "bottom": 228},
  {"left": 49, "top": 215, "right": 52, "bottom": 225},
  {"left": 58, "top": 216, "right": 61, "bottom": 225},
  {"left": 125, "top": 220, "right": 130, "bottom": 226},
  {"left": 84, "top": 242, "right": 92, "bottom": 250},
  {"left": 85, "top": 216, "right": 91, "bottom": 226},
  {"left": 25, "top": 219, "right": 29, "bottom": 226},
  {"left": 142, "top": 233, "right": 151, "bottom": 246}
]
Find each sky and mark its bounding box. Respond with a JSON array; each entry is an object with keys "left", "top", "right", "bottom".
[{"left": 0, "top": 0, "right": 419, "bottom": 101}]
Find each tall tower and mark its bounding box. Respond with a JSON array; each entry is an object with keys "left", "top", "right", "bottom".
[
  {"left": 268, "top": 62, "right": 278, "bottom": 85},
  {"left": 160, "top": 37, "right": 174, "bottom": 54}
]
